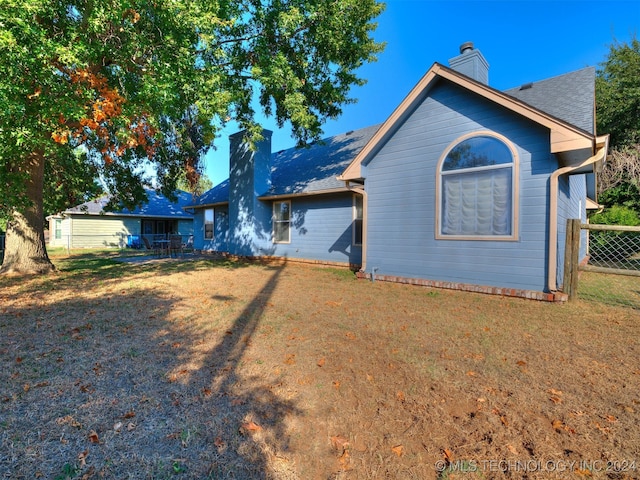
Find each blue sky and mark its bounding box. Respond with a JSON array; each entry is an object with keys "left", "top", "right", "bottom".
[{"left": 203, "top": 0, "right": 639, "bottom": 186}]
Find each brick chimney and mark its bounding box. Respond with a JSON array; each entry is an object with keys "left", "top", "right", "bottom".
[{"left": 448, "top": 42, "right": 489, "bottom": 84}]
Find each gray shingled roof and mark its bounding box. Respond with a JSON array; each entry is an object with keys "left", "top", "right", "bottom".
[
  {"left": 503, "top": 67, "right": 595, "bottom": 134},
  {"left": 65, "top": 189, "right": 194, "bottom": 218},
  {"left": 190, "top": 179, "right": 229, "bottom": 207},
  {"left": 266, "top": 124, "right": 380, "bottom": 196}
]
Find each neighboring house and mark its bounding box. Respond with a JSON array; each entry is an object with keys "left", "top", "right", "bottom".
[
  {"left": 48, "top": 189, "right": 194, "bottom": 248},
  {"left": 188, "top": 44, "right": 608, "bottom": 301}
]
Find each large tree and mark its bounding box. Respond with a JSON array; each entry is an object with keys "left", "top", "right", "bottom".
[
  {"left": 0, "top": 0, "right": 384, "bottom": 274},
  {"left": 595, "top": 37, "right": 640, "bottom": 212}
]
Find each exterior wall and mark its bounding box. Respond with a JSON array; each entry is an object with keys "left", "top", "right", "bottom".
[
  {"left": 269, "top": 193, "right": 362, "bottom": 266},
  {"left": 48, "top": 217, "right": 71, "bottom": 247},
  {"left": 556, "top": 174, "right": 588, "bottom": 287},
  {"left": 192, "top": 195, "right": 362, "bottom": 267},
  {"left": 364, "top": 81, "right": 557, "bottom": 292},
  {"left": 193, "top": 206, "right": 229, "bottom": 252},
  {"left": 67, "top": 216, "right": 140, "bottom": 248},
  {"left": 177, "top": 219, "right": 194, "bottom": 236}
]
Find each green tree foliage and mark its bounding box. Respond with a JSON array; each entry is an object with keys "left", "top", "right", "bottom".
[
  {"left": 595, "top": 37, "right": 640, "bottom": 216},
  {"left": 0, "top": 0, "right": 384, "bottom": 274},
  {"left": 596, "top": 37, "right": 640, "bottom": 148}
]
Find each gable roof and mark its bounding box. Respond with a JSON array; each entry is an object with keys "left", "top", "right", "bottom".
[
  {"left": 188, "top": 124, "right": 380, "bottom": 207},
  {"left": 340, "top": 63, "right": 597, "bottom": 181},
  {"left": 64, "top": 189, "right": 195, "bottom": 218}
]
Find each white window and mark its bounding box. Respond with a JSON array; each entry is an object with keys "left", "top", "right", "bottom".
[
  {"left": 55, "top": 219, "right": 62, "bottom": 240},
  {"left": 353, "top": 194, "right": 363, "bottom": 246},
  {"left": 438, "top": 134, "right": 517, "bottom": 239},
  {"left": 204, "top": 208, "right": 214, "bottom": 239},
  {"left": 273, "top": 200, "right": 291, "bottom": 243}
]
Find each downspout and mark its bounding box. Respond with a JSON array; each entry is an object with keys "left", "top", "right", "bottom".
[
  {"left": 547, "top": 137, "right": 608, "bottom": 292},
  {"left": 344, "top": 181, "right": 367, "bottom": 272}
]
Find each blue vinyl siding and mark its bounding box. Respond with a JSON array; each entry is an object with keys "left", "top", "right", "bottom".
[
  {"left": 270, "top": 193, "right": 361, "bottom": 266},
  {"left": 556, "top": 174, "right": 588, "bottom": 288},
  {"left": 193, "top": 206, "right": 229, "bottom": 252},
  {"left": 364, "top": 80, "right": 556, "bottom": 292},
  {"left": 191, "top": 195, "right": 360, "bottom": 266}
]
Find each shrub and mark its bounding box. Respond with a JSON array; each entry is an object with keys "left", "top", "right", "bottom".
[{"left": 588, "top": 206, "right": 640, "bottom": 262}]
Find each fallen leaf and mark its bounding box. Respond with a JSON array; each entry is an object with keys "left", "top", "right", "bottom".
[
  {"left": 333, "top": 380, "right": 341, "bottom": 388},
  {"left": 575, "top": 468, "right": 593, "bottom": 477},
  {"left": 466, "top": 370, "right": 476, "bottom": 376},
  {"left": 214, "top": 437, "right": 225, "bottom": 450},
  {"left": 605, "top": 415, "right": 617, "bottom": 423},
  {"left": 317, "top": 358, "right": 326, "bottom": 367},
  {"left": 88, "top": 430, "right": 100, "bottom": 444},
  {"left": 391, "top": 445, "right": 404, "bottom": 457},
  {"left": 345, "top": 332, "right": 356, "bottom": 340},
  {"left": 113, "top": 422, "right": 123, "bottom": 432},
  {"left": 284, "top": 354, "right": 296, "bottom": 365},
  {"left": 396, "top": 391, "right": 405, "bottom": 402},
  {"left": 549, "top": 396, "right": 562, "bottom": 404},
  {"left": 23, "top": 384, "right": 30, "bottom": 392},
  {"left": 548, "top": 388, "right": 563, "bottom": 396},
  {"left": 552, "top": 419, "right": 564, "bottom": 431},
  {"left": 240, "top": 421, "right": 262, "bottom": 434},
  {"left": 77, "top": 450, "right": 88, "bottom": 467},
  {"left": 443, "top": 448, "right": 454, "bottom": 464},
  {"left": 123, "top": 411, "right": 136, "bottom": 419},
  {"left": 516, "top": 360, "right": 527, "bottom": 366},
  {"left": 126, "top": 422, "right": 136, "bottom": 431},
  {"left": 507, "top": 444, "right": 518, "bottom": 455},
  {"left": 330, "top": 435, "right": 350, "bottom": 452}
]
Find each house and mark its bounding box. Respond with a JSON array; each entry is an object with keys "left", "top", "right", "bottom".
[
  {"left": 48, "top": 189, "right": 195, "bottom": 249},
  {"left": 188, "top": 43, "right": 607, "bottom": 301}
]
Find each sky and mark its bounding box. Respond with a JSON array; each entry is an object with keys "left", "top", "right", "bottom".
[{"left": 202, "top": 0, "right": 640, "bottom": 187}]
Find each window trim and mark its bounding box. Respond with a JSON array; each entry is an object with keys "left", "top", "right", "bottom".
[
  {"left": 273, "top": 200, "right": 291, "bottom": 244},
  {"left": 352, "top": 194, "right": 363, "bottom": 246},
  {"left": 204, "top": 208, "right": 214, "bottom": 240},
  {"left": 435, "top": 131, "right": 519, "bottom": 241}
]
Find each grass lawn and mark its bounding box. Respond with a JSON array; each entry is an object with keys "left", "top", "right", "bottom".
[{"left": 1, "top": 251, "right": 639, "bottom": 479}]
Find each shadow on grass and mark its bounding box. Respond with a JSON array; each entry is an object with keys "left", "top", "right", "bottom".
[{"left": 0, "top": 256, "right": 298, "bottom": 478}]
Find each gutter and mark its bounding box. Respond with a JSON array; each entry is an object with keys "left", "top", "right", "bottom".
[
  {"left": 344, "top": 181, "right": 367, "bottom": 272},
  {"left": 547, "top": 135, "right": 609, "bottom": 292}
]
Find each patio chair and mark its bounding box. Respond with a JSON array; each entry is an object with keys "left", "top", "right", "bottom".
[
  {"left": 142, "top": 235, "right": 158, "bottom": 255},
  {"left": 169, "top": 234, "right": 183, "bottom": 258}
]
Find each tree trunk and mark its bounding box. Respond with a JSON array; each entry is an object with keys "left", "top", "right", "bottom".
[{"left": 0, "top": 150, "right": 55, "bottom": 275}]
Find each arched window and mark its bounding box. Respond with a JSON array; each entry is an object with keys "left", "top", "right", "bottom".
[{"left": 438, "top": 134, "right": 517, "bottom": 239}]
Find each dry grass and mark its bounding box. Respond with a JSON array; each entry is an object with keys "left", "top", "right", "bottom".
[{"left": 1, "top": 251, "right": 639, "bottom": 479}]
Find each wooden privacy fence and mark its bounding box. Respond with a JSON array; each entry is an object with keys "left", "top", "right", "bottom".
[{"left": 564, "top": 219, "right": 640, "bottom": 301}]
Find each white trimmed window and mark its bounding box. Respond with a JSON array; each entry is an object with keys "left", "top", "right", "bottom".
[
  {"left": 353, "top": 194, "right": 363, "bottom": 246},
  {"left": 55, "top": 219, "right": 62, "bottom": 240},
  {"left": 438, "top": 134, "right": 517, "bottom": 239},
  {"left": 204, "top": 208, "right": 214, "bottom": 239},
  {"left": 273, "top": 200, "right": 291, "bottom": 243}
]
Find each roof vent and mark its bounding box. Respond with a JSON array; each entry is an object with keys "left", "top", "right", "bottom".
[
  {"left": 520, "top": 82, "right": 533, "bottom": 90},
  {"left": 345, "top": 130, "right": 354, "bottom": 136}
]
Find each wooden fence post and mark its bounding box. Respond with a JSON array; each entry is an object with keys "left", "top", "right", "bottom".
[{"left": 563, "top": 218, "right": 581, "bottom": 301}]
